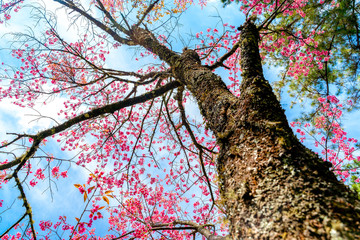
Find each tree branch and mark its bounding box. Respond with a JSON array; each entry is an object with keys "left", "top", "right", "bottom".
[
  {"left": 135, "top": 0, "right": 161, "bottom": 28},
  {"left": 95, "top": 0, "right": 130, "bottom": 34},
  {"left": 0, "top": 213, "right": 27, "bottom": 238},
  {"left": 53, "top": 0, "right": 132, "bottom": 45},
  {"left": 0, "top": 80, "right": 182, "bottom": 171},
  {"left": 207, "top": 37, "right": 241, "bottom": 70},
  {"left": 153, "top": 220, "right": 230, "bottom": 240},
  {"left": 111, "top": 219, "right": 230, "bottom": 240},
  {"left": 14, "top": 173, "right": 36, "bottom": 239}
]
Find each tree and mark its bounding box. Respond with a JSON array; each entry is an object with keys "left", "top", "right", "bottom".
[
  {"left": 222, "top": 0, "right": 360, "bottom": 112},
  {"left": 0, "top": 0, "right": 360, "bottom": 239}
]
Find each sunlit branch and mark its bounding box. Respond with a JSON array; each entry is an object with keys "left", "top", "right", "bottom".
[{"left": 135, "top": 0, "right": 161, "bottom": 28}]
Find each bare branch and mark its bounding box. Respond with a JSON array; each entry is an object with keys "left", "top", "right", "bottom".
[
  {"left": 53, "top": 0, "right": 133, "bottom": 45},
  {"left": 0, "top": 213, "right": 27, "bottom": 238}
]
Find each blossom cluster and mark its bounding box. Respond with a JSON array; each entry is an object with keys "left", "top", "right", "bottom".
[{"left": 291, "top": 96, "right": 360, "bottom": 183}]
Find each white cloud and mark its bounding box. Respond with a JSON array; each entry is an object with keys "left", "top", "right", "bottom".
[{"left": 0, "top": 96, "right": 67, "bottom": 134}]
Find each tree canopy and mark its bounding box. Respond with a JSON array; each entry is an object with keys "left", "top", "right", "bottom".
[{"left": 0, "top": 0, "right": 360, "bottom": 239}]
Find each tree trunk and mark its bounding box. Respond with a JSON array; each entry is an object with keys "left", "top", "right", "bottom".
[
  {"left": 130, "top": 18, "right": 360, "bottom": 239},
  {"left": 172, "top": 21, "right": 360, "bottom": 239}
]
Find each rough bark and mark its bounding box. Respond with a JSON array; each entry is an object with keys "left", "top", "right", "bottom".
[{"left": 172, "top": 20, "right": 360, "bottom": 239}]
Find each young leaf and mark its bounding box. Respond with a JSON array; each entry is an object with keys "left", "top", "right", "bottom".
[
  {"left": 102, "top": 196, "right": 109, "bottom": 205},
  {"left": 84, "top": 192, "right": 88, "bottom": 202},
  {"left": 104, "top": 190, "right": 113, "bottom": 195}
]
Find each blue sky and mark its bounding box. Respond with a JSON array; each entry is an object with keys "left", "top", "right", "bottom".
[{"left": 0, "top": 0, "right": 360, "bottom": 238}]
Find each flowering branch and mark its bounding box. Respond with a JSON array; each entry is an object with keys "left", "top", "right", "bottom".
[{"left": 0, "top": 80, "right": 181, "bottom": 172}]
